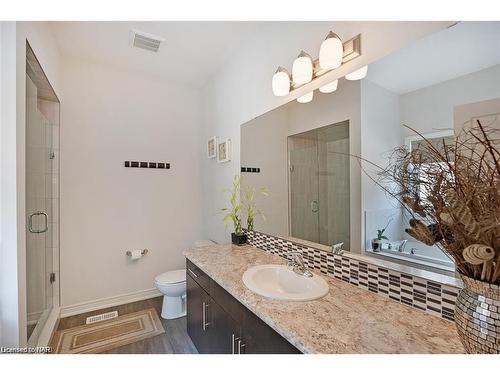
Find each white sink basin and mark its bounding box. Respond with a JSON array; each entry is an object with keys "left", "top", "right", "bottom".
[{"left": 242, "top": 264, "right": 329, "bottom": 301}]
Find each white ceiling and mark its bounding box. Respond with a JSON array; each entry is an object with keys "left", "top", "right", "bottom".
[
  {"left": 50, "top": 21, "right": 259, "bottom": 88},
  {"left": 366, "top": 21, "right": 500, "bottom": 94}
]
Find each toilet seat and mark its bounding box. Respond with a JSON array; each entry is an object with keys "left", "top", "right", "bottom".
[{"left": 155, "top": 269, "right": 186, "bottom": 285}]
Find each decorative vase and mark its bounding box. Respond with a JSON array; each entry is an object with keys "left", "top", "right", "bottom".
[
  {"left": 371, "top": 239, "right": 381, "bottom": 252},
  {"left": 231, "top": 232, "right": 247, "bottom": 246},
  {"left": 455, "top": 274, "right": 500, "bottom": 353}
]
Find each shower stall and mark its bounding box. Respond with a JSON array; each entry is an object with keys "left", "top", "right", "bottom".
[
  {"left": 25, "top": 43, "right": 60, "bottom": 346},
  {"left": 288, "top": 121, "right": 350, "bottom": 249}
]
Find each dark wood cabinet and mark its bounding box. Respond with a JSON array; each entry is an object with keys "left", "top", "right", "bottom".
[
  {"left": 186, "top": 259, "right": 301, "bottom": 354},
  {"left": 186, "top": 271, "right": 212, "bottom": 354},
  {"left": 242, "top": 307, "right": 299, "bottom": 354},
  {"left": 210, "top": 301, "right": 242, "bottom": 354}
]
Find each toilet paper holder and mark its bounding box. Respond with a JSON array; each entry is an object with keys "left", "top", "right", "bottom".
[{"left": 126, "top": 249, "right": 149, "bottom": 257}]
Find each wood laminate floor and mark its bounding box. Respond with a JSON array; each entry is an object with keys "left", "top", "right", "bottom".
[{"left": 52, "top": 297, "right": 198, "bottom": 354}]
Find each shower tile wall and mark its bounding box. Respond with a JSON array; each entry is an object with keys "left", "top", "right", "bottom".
[
  {"left": 320, "top": 136, "right": 350, "bottom": 249},
  {"left": 38, "top": 98, "right": 60, "bottom": 311},
  {"left": 289, "top": 137, "right": 319, "bottom": 243},
  {"left": 26, "top": 76, "right": 46, "bottom": 324},
  {"left": 26, "top": 74, "right": 60, "bottom": 330}
]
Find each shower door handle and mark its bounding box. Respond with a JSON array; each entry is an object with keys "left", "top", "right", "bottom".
[
  {"left": 311, "top": 200, "right": 319, "bottom": 213},
  {"left": 28, "top": 211, "right": 48, "bottom": 234}
]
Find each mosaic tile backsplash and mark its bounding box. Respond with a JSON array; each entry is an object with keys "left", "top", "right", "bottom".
[{"left": 245, "top": 230, "right": 461, "bottom": 322}]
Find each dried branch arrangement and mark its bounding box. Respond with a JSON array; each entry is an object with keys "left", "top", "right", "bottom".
[{"left": 377, "top": 120, "right": 500, "bottom": 284}]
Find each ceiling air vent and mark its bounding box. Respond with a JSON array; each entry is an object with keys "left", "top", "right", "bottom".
[{"left": 130, "top": 29, "right": 165, "bottom": 52}]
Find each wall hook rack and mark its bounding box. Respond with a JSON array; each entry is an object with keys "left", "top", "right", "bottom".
[{"left": 124, "top": 161, "right": 171, "bottom": 169}]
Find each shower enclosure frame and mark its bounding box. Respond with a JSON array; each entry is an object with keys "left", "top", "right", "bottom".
[
  {"left": 287, "top": 120, "right": 351, "bottom": 250},
  {"left": 24, "top": 40, "right": 61, "bottom": 348}
]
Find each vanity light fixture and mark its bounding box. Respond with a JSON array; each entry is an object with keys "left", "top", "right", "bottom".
[
  {"left": 319, "top": 79, "right": 338, "bottom": 94},
  {"left": 272, "top": 67, "right": 291, "bottom": 96},
  {"left": 319, "top": 31, "right": 343, "bottom": 70},
  {"left": 292, "top": 51, "right": 313, "bottom": 85},
  {"left": 297, "top": 91, "right": 313, "bottom": 104},
  {"left": 271, "top": 33, "right": 362, "bottom": 100},
  {"left": 345, "top": 65, "right": 368, "bottom": 80}
]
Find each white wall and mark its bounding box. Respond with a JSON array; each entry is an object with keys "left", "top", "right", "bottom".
[
  {"left": 0, "top": 21, "right": 20, "bottom": 348},
  {"left": 0, "top": 21, "right": 5, "bottom": 345},
  {"left": 200, "top": 22, "right": 452, "bottom": 245},
  {"left": 240, "top": 105, "right": 289, "bottom": 236},
  {"left": 401, "top": 64, "right": 500, "bottom": 137},
  {"left": 0, "top": 21, "right": 62, "bottom": 347},
  {"left": 59, "top": 58, "right": 204, "bottom": 307},
  {"left": 361, "top": 80, "right": 401, "bottom": 249}
]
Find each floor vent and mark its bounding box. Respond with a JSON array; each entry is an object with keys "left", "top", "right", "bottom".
[{"left": 86, "top": 311, "right": 118, "bottom": 325}]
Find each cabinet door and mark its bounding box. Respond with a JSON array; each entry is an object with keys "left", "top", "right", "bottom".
[
  {"left": 242, "top": 308, "right": 301, "bottom": 354},
  {"left": 186, "top": 274, "right": 212, "bottom": 354},
  {"left": 210, "top": 299, "right": 242, "bottom": 354}
]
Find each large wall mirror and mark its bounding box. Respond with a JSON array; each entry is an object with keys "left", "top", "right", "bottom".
[{"left": 240, "top": 22, "right": 500, "bottom": 276}]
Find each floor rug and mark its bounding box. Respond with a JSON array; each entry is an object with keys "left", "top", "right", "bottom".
[{"left": 51, "top": 308, "right": 165, "bottom": 354}]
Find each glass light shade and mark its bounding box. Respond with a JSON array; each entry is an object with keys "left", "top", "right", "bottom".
[
  {"left": 319, "top": 79, "right": 338, "bottom": 94},
  {"left": 292, "top": 51, "right": 313, "bottom": 85},
  {"left": 319, "top": 32, "right": 343, "bottom": 70},
  {"left": 297, "top": 91, "right": 313, "bottom": 103},
  {"left": 345, "top": 65, "right": 368, "bottom": 80},
  {"left": 272, "top": 68, "right": 290, "bottom": 96}
]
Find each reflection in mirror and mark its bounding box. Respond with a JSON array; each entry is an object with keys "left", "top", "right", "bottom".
[
  {"left": 240, "top": 21, "right": 499, "bottom": 276},
  {"left": 289, "top": 122, "right": 350, "bottom": 248},
  {"left": 362, "top": 21, "right": 499, "bottom": 274},
  {"left": 241, "top": 77, "right": 361, "bottom": 252}
]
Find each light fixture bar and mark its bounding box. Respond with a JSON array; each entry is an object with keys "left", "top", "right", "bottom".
[{"left": 291, "top": 34, "right": 362, "bottom": 90}]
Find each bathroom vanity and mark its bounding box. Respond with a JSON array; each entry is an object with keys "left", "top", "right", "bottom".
[
  {"left": 186, "top": 259, "right": 300, "bottom": 354},
  {"left": 184, "top": 243, "right": 464, "bottom": 354}
]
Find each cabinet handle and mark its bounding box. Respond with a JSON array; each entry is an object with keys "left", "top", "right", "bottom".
[
  {"left": 188, "top": 268, "right": 198, "bottom": 278},
  {"left": 202, "top": 301, "right": 211, "bottom": 331},
  {"left": 232, "top": 334, "right": 242, "bottom": 354},
  {"left": 238, "top": 339, "right": 246, "bottom": 354}
]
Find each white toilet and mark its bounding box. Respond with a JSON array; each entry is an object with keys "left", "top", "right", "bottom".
[
  {"left": 154, "top": 269, "right": 187, "bottom": 319},
  {"left": 155, "top": 240, "right": 214, "bottom": 319}
]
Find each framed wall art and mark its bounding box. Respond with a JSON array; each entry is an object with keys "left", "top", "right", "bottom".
[
  {"left": 217, "top": 139, "right": 231, "bottom": 163},
  {"left": 207, "top": 136, "right": 218, "bottom": 159}
]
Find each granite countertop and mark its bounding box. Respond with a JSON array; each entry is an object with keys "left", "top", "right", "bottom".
[{"left": 183, "top": 243, "right": 465, "bottom": 354}]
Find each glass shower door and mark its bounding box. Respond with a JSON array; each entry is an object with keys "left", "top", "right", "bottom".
[
  {"left": 289, "top": 139, "right": 320, "bottom": 243},
  {"left": 25, "top": 74, "right": 55, "bottom": 345},
  {"left": 288, "top": 121, "right": 350, "bottom": 248}
]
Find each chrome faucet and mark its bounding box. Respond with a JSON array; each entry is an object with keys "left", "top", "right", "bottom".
[
  {"left": 287, "top": 251, "right": 313, "bottom": 277},
  {"left": 398, "top": 240, "right": 409, "bottom": 252},
  {"left": 331, "top": 242, "right": 344, "bottom": 255}
]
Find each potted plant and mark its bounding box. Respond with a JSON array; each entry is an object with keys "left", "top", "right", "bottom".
[
  {"left": 370, "top": 120, "right": 499, "bottom": 353},
  {"left": 371, "top": 220, "right": 391, "bottom": 252},
  {"left": 240, "top": 176, "right": 268, "bottom": 232},
  {"left": 221, "top": 175, "right": 247, "bottom": 245}
]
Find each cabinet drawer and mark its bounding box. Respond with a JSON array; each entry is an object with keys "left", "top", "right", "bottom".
[{"left": 186, "top": 259, "right": 210, "bottom": 292}]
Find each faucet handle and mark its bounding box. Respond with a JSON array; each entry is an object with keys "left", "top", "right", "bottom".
[{"left": 287, "top": 251, "right": 304, "bottom": 267}]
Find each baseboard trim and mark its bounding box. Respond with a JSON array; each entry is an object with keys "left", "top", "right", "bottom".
[{"left": 60, "top": 288, "right": 162, "bottom": 318}]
